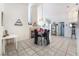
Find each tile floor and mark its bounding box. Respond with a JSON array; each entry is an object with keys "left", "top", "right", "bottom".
[{"left": 3, "top": 36, "right": 77, "bottom": 56}]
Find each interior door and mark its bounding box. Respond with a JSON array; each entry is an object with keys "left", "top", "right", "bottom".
[
  {"left": 60, "top": 22, "right": 64, "bottom": 36},
  {"left": 51, "top": 23, "right": 57, "bottom": 35}
]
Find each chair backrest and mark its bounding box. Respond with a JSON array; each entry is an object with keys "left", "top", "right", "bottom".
[
  {"left": 34, "top": 29, "right": 38, "bottom": 35},
  {"left": 44, "top": 29, "right": 50, "bottom": 36}
]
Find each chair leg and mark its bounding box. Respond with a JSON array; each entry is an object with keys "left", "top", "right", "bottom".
[
  {"left": 44, "top": 38, "right": 46, "bottom": 44},
  {"left": 41, "top": 37, "right": 42, "bottom": 46},
  {"left": 34, "top": 37, "right": 38, "bottom": 44},
  {"left": 46, "top": 36, "right": 50, "bottom": 45}
]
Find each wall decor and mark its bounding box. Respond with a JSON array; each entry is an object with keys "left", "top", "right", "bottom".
[{"left": 15, "top": 19, "right": 23, "bottom": 26}]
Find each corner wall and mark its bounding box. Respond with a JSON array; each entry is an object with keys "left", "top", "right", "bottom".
[{"left": 3, "top": 3, "right": 30, "bottom": 41}]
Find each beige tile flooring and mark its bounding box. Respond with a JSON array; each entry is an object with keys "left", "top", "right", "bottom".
[{"left": 3, "top": 36, "right": 77, "bottom": 56}]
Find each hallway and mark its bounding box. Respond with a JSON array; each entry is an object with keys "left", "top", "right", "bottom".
[{"left": 4, "top": 36, "right": 77, "bottom": 56}]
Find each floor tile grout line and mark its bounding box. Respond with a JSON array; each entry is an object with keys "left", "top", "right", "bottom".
[
  {"left": 53, "top": 41, "right": 66, "bottom": 56},
  {"left": 21, "top": 40, "right": 42, "bottom": 56},
  {"left": 19, "top": 42, "right": 39, "bottom": 56},
  {"left": 65, "top": 39, "right": 71, "bottom": 56}
]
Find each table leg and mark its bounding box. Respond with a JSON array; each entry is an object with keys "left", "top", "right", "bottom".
[
  {"left": 2, "top": 39, "right": 6, "bottom": 55},
  {"left": 14, "top": 38, "right": 17, "bottom": 50},
  {"left": 41, "top": 36, "right": 42, "bottom": 46}
]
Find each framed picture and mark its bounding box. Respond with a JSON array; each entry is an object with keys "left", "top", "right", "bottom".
[
  {"left": 15, "top": 19, "right": 23, "bottom": 26},
  {"left": 1, "top": 11, "right": 3, "bottom": 26}
]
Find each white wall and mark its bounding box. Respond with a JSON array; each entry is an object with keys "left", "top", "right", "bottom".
[
  {"left": 37, "top": 4, "right": 43, "bottom": 21},
  {"left": 3, "top": 3, "right": 30, "bottom": 41},
  {"left": 0, "top": 3, "right": 4, "bottom": 55},
  {"left": 31, "top": 5, "right": 38, "bottom": 24}
]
